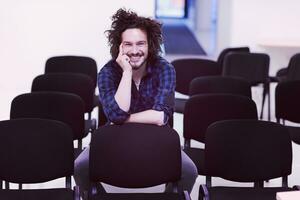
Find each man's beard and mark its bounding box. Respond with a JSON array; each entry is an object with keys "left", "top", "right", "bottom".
[{"left": 127, "top": 52, "right": 147, "bottom": 70}]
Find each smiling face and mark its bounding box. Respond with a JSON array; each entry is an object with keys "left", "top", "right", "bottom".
[{"left": 121, "top": 28, "right": 149, "bottom": 70}]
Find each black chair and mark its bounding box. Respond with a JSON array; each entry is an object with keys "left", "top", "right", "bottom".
[
  {"left": 222, "top": 52, "right": 270, "bottom": 120},
  {"left": 271, "top": 53, "right": 300, "bottom": 82},
  {"left": 183, "top": 94, "right": 258, "bottom": 186},
  {"left": 45, "top": 56, "right": 97, "bottom": 87},
  {"left": 172, "top": 58, "right": 220, "bottom": 114},
  {"left": 31, "top": 73, "right": 96, "bottom": 131},
  {"left": 88, "top": 123, "right": 191, "bottom": 200},
  {"left": 199, "top": 119, "right": 295, "bottom": 200},
  {"left": 0, "top": 118, "right": 79, "bottom": 200},
  {"left": 10, "top": 92, "right": 87, "bottom": 156},
  {"left": 189, "top": 76, "right": 252, "bottom": 98},
  {"left": 172, "top": 47, "right": 250, "bottom": 114},
  {"left": 45, "top": 56, "right": 107, "bottom": 126},
  {"left": 275, "top": 80, "right": 300, "bottom": 144},
  {"left": 216, "top": 47, "right": 250, "bottom": 72}
]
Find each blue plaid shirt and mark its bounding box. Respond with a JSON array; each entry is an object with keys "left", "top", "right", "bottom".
[{"left": 98, "top": 57, "right": 176, "bottom": 125}]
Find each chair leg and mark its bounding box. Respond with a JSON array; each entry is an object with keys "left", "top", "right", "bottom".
[
  {"left": 206, "top": 176, "right": 212, "bottom": 187},
  {"left": 78, "top": 139, "right": 82, "bottom": 150},
  {"left": 260, "top": 84, "right": 267, "bottom": 119},
  {"left": 282, "top": 176, "right": 288, "bottom": 187},
  {"left": 5, "top": 181, "right": 9, "bottom": 189},
  {"left": 267, "top": 82, "right": 271, "bottom": 121},
  {"left": 184, "top": 139, "right": 191, "bottom": 148},
  {"left": 254, "top": 181, "right": 264, "bottom": 188}
]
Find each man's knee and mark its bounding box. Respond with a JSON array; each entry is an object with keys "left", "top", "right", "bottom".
[{"left": 181, "top": 151, "right": 198, "bottom": 180}]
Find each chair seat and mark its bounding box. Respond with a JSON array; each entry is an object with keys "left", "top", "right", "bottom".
[
  {"left": 183, "top": 147, "right": 206, "bottom": 175},
  {"left": 0, "top": 188, "right": 74, "bottom": 200},
  {"left": 89, "top": 192, "right": 186, "bottom": 200},
  {"left": 287, "top": 126, "right": 300, "bottom": 145},
  {"left": 201, "top": 186, "right": 295, "bottom": 200},
  {"left": 174, "top": 98, "right": 187, "bottom": 113}
]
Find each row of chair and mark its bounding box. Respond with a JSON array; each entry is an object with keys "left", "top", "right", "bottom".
[
  {"left": 0, "top": 118, "right": 192, "bottom": 199},
  {"left": 2, "top": 116, "right": 298, "bottom": 200},
  {"left": 173, "top": 66, "right": 300, "bottom": 199},
  {"left": 1, "top": 56, "right": 99, "bottom": 198},
  {"left": 173, "top": 49, "right": 300, "bottom": 123},
  {"left": 45, "top": 56, "right": 108, "bottom": 126},
  {"left": 177, "top": 75, "right": 300, "bottom": 184}
]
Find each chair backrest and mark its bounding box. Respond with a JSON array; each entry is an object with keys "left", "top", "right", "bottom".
[
  {"left": 287, "top": 53, "right": 300, "bottom": 80},
  {"left": 171, "top": 58, "right": 220, "bottom": 95},
  {"left": 183, "top": 94, "right": 257, "bottom": 143},
  {"left": 222, "top": 52, "right": 270, "bottom": 85},
  {"left": 89, "top": 123, "right": 181, "bottom": 188},
  {"left": 275, "top": 80, "right": 300, "bottom": 123},
  {"left": 0, "top": 118, "right": 74, "bottom": 184},
  {"left": 205, "top": 120, "right": 292, "bottom": 183},
  {"left": 45, "top": 56, "right": 98, "bottom": 88},
  {"left": 10, "top": 92, "right": 86, "bottom": 140},
  {"left": 189, "top": 76, "right": 252, "bottom": 98},
  {"left": 217, "top": 46, "right": 250, "bottom": 68},
  {"left": 32, "top": 73, "right": 94, "bottom": 113}
]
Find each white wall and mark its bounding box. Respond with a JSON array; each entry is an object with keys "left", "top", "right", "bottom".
[
  {"left": 217, "top": 0, "right": 300, "bottom": 75},
  {"left": 0, "top": 0, "right": 155, "bottom": 120},
  {"left": 195, "top": 0, "right": 214, "bottom": 31}
]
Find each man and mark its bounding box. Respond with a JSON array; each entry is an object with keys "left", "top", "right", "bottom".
[{"left": 74, "top": 8, "right": 198, "bottom": 195}]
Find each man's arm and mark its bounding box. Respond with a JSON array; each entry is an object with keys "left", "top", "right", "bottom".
[
  {"left": 126, "top": 109, "right": 164, "bottom": 126},
  {"left": 114, "top": 44, "right": 132, "bottom": 112},
  {"left": 114, "top": 70, "right": 132, "bottom": 112},
  {"left": 126, "top": 59, "right": 176, "bottom": 126}
]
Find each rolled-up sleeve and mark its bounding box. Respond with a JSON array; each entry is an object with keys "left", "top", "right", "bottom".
[
  {"left": 152, "top": 61, "right": 176, "bottom": 124},
  {"left": 98, "top": 65, "right": 130, "bottom": 124}
]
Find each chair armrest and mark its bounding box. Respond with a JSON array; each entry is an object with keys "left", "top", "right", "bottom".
[{"left": 199, "top": 184, "right": 210, "bottom": 200}]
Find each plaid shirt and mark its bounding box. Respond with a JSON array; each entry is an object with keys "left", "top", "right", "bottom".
[{"left": 98, "top": 57, "right": 176, "bottom": 125}]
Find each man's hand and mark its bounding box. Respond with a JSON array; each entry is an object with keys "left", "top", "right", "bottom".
[{"left": 116, "top": 43, "right": 132, "bottom": 73}]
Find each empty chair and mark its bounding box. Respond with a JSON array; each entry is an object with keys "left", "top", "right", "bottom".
[
  {"left": 199, "top": 119, "right": 295, "bottom": 200},
  {"left": 172, "top": 58, "right": 220, "bottom": 113},
  {"left": 271, "top": 53, "right": 300, "bottom": 82},
  {"left": 285, "top": 53, "right": 300, "bottom": 81},
  {"left": 0, "top": 118, "right": 79, "bottom": 200},
  {"left": 183, "top": 94, "right": 258, "bottom": 186},
  {"left": 45, "top": 56, "right": 97, "bottom": 87},
  {"left": 216, "top": 46, "right": 250, "bottom": 72},
  {"left": 32, "top": 73, "right": 94, "bottom": 116},
  {"left": 172, "top": 47, "right": 250, "bottom": 114},
  {"left": 222, "top": 52, "right": 270, "bottom": 120},
  {"left": 275, "top": 80, "right": 300, "bottom": 144},
  {"left": 31, "top": 73, "right": 96, "bottom": 132},
  {"left": 88, "top": 123, "right": 190, "bottom": 200},
  {"left": 10, "top": 92, "right": 87, "bottom": 155},
  {"left": 189, "top": 76, "right": 252, "bottom": 98},
  {"left": 45, "top": 55, "right": 107, "bottom": 126}
]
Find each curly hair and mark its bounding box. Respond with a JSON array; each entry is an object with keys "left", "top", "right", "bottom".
[{"left": 106, "top": 8, "right": 163, "bottom": 65}]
